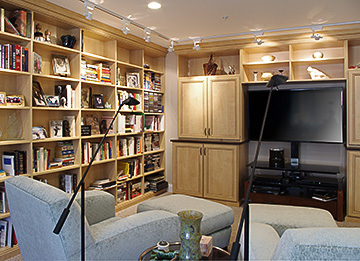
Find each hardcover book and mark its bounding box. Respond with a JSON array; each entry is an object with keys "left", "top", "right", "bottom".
[{"left": 49, "top": 120, "right": 63, "bottom": 138}]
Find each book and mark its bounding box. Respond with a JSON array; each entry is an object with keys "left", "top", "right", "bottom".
[
  {"left": 101, "top": 115, "right": 114, "bottom": 134},
  {"left": 85, "top": 114, "right": 100, "bottom": 135},
  {"left": 63, "top": 115, "right": 75, "bottom": 137},
  {"left": 0, "top": 8, "right": 4, "bottom": 32},
  {"left": 49, "top": 120, "right": 63, "bottom": 138},
  {"left": 59, "top": 173, "right": 77, "bottom": 194},
  {"left": 4, "top": 17, "right": 19, "bottom": 35},
  {"left": 2, "top": 154, "right": 15, "bottom": 176},
  {"left": 0, "top": 219, "right": 7, "bottom": 247},
  {"left": 10, "top": 10, "right": 27, "bottom": 37}
]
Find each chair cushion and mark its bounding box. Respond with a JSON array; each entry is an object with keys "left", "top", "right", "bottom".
[{"left": 137, "top": 194, "right": 234, "bottom": 235}]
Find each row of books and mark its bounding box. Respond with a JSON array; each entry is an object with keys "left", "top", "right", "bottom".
[
  {"left": 0, "top": 186, "right": 8, "bottom": 214},
  {"left": 144, "top": 71, "right": 161, "bottom": 91},
  {"left": 1, "top": 8, "right": 31, "bottom": 38},
  {"left": 144, "top": 153, "right": 161, "bottom": 173},
  {"left": 118, "top": 137, "right": 142, "bottom": 157},
  {"left": 144, "top": 115, "right": 163, "bottom": 132},
  {"left": 117, "top": 91, "right": 142, "bottom": 111},
  {"left": 145, "top": 174, "right": 168, "bottom": 193},
  {"left": 81, "top": 60, "right": 112, "bottom": 83},
  {"left": 0, "top": 217, "right": 17, "bottom": 248},
  {"left": 116, "top": 181, "right": 142, "bottom": 202},
  {"left": 144, "top": 92, "right": 163, "bottom": 113},
  {"left": 117, "top": 114, "right": 143, "bottom": 134},
  {"left": 0, "top": 44, "right": 29, "bottom": 72},
  {"left": 144, "top": 133, "right": 160, "bottom": 152},
  {"left": 117, "top": 159, "right": 141, "bottom": 180},
  {"left": 59, "top": 173, "right": 77, "bottom": 194},
  {"left": 1, "top": 151, "right": 27, "bottom": 176},
  {"left": 81, "top": 140, "right": 113, "bottom": 164}
]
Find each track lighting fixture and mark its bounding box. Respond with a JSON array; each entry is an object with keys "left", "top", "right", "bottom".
[
  {"left": 122, "top": 19, "right": 130, "bottom": 35},
  {"left": 144, "top": 28, "right": 151, "bottom": 42},
  {"left": 253, "top": 32, "right": 264, "bottom": 45},
  {"left": 192, "top": 38, "right": 201, "bottom": 51},
  {"left": 311, "top": 26, "right": 323, "bottom": 40},
  {"left": 83, "top": 0, "right": 95, "bottom": 20},
  {"left": 168, "top": 40, "right": 175, "bottom": 52}
]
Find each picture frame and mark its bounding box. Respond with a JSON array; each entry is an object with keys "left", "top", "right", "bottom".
[
  {"left": 81, "top": 88, "right": 90, "bottom": 108},
  {"left": 44, "top": 95, "right": 60, "bottom": 107},
  {"left": 52, "top": 55, "right": 71, "bottom": 76},
  {"left": 0, "top": 92, "right": 6, "bottom": 106},
  {"left": 93, "top": 94, "right": 104, "bottom": 109},
  {"left": 32, "top": 126, "right": 48, "bottom": 140},
  {"left": 6, "top": 95, "right": 25, "bottom": 107},
  {"left": 126, "top": 72, "right": 140, "bottom": 88},
  {"left": 33, "top": 52, "right": 42, "bottom": 74},
  {"left": 32, "top": 81, "right": 47, "bottom": 106}
]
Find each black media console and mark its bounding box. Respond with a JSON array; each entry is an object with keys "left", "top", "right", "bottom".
[{"left": 245, "top": 161, "right": 345, "bottom": 221}]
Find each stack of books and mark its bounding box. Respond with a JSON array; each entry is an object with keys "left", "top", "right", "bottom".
[
  {"left": 99, "top": 64, "right": 111, "bottom": 83},
  {"left": 146, "top": 174, "right": 168, "bottom": 193},
  {"left": 89, "top": 178, "right": 116, "bottom": 190},
  {"left": 54, "top": 141, "right": 75, "bottom": 167}
]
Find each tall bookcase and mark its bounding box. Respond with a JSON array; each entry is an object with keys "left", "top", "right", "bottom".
[{"left": 0, "top": 0, "right": 167, "bottom": 257}]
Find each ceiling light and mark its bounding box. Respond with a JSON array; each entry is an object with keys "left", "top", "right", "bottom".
[
  {"left": 311, "top": 25, "right": 323, "bottom": 40},
  {"left": 148, "top": 2, "right": 161, "bottom": 9},
  {"left": 253, "top": 31, "right": 264, "bottom": 45},
  {"left": 122, "top": 19, "right": 130, "bottom": 35},
  {"left": 144, "top": 28, "right": 151, "bottom": 42}
]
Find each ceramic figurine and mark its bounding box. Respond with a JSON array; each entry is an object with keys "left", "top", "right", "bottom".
[
  {"left": 34, "top": 23, "right": 44, "bottom": 41},
  {"left": 307, "top": 66, "right": 329, "bottom": 79}
]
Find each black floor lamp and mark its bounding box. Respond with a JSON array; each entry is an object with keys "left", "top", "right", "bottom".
[
  {"left": 230, "top": 74, "right": 288, "bottom": 260},
  {"left": 53, "top": 96, "right": 140, "bottom": 261}
]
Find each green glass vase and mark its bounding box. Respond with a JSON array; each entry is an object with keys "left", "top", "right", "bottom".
[{"left": 177, "top": 210, "right": 203, "bottom": 260}]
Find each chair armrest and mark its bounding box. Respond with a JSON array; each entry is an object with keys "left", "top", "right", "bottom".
[
  {"left": 249, "top": 203, "right": 337, "bottom": 236},
  {"left": 71, "top": 210, "right": 180, "bottom": 260},
  {"left": 272, "top": 227, "right": 360, "bottom": 260},
  {"left": 75, "top": 190, "right": 115, "bottom": 225}
]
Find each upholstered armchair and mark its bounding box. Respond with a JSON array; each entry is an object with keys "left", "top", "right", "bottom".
[
  {"left": 5, "top": 176, "right": 180, "bottom": 260},
  {"left": 240, "top": 203, "right": 360, "bottom": 260}
]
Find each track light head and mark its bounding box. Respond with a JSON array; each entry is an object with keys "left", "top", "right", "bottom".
[
  {"left": 122, "top": 19, "right": 130, "bottom": 35},
  {"left": 254, "top": 36, "right": 264, "bottom": 45},
  {"left": 83, "top": 0, "right": 95, "bottom": 20},
  {"left": 311, "top": 26, "right": 323, "bottom": 40},
  {"left": 192, "top": 38, "right": 201, "bottom": 51},
  {"left": 144, "top": 29, "right": 151, "bottom": 43},
  {"left": 168, "top": 40, "right": 175, "bottom": 52}
]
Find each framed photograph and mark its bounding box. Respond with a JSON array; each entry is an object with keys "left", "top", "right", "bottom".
[
  {"left": 44, "top": 95, "right": 60, "bottom": 107},
  {"left": 93, "top": 94, "right": 104, "bottom": 109},
  {"left": 0, "top": 92, "right": 6, "bottom": 106},
  {"left": 126, "top": 72, "right": 140, "bottom": 88},
  {"left": 52, "top": 55, "right": 71, "bottom": 76},
  {"left": 33, "top": 52, "right": 42, "bottom": 74},
  {"left": 32, "top": 126, "right": 48, "bottom": 140},
  {"left": 6, "top": 95, "right": 25, "bottom": 107},
  {"left": 49, "top": 120, "right": 63, "bottom": 138},
  {"left": 81, "top": 88, "right": 90, "bottom": 108},
  {"left": 32, "top": 81, "right": 47, "bottom": 106}
]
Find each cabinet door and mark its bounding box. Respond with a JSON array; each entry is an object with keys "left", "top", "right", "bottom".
[
  {"left": 172, "top": 143, "right": 203, "bottom": 197},
  {"left": 178, "top": 77, "right": 207, "bottom": 139},
  {"left": 347, "top": 71, "right": 360, "bottom": 147},
  {"left": 347, "top": 150, "right": 360, "bottom": 218},
  {"left": 207, "top": 76, "right": 242, "bottom": 140},
  {"left": 203, "top": 144, "right": 239, "bottom": 202}
]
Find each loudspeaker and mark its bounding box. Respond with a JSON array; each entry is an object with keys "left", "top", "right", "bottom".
[{"left": 269, "top": 148, "right": 285, "bottom": 168}]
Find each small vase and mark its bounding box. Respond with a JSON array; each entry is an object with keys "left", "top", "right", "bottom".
[{"left": 178, "top": 210, "right": 203, "bottom": 260}]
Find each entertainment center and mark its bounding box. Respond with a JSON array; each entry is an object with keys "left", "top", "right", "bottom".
[{"left": 246, "top": 81, "right": 346, "bottom": 221}]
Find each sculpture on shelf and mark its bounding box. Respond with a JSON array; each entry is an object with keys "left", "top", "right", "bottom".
[
  {"left": 203, "top": 54, "right": 218, "bottom": 75},
  {"left": 34, "top": 23, "right": 44, "bottom": 41},
  {"left": 307, "top": 66, "right": 329, "bottom": 79}
]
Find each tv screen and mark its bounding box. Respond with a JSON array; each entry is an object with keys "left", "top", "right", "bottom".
[{"left": 248, "top": 87, "right": 344, "bottom": 143}]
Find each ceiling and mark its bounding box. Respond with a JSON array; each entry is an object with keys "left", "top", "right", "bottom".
[{"left": 45, "top": 0, "right": 360, "bottom": 47}]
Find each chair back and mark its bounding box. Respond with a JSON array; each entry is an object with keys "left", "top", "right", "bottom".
[{"left": 5, "top": 176, "right": 94, "bottom": 260}]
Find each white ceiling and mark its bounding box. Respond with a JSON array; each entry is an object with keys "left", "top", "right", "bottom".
[{"left": 45, "top": 0, "right": 360, "bottom": 47}]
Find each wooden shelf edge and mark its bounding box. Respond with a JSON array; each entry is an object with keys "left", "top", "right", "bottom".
[{"left": 0, "top": 245, "right": 20, "bottom": 260}]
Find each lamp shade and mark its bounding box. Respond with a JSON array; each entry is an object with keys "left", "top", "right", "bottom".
[
  {"left": 266, "top": 74, "right": 288, "bottom": 88},
  {"left": 122, "top": 96, "right": 140, "bottom": 106}
]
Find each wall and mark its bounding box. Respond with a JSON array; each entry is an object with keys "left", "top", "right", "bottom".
[{"left": 164, "top": 51, "right": 178, "bottom": 191}]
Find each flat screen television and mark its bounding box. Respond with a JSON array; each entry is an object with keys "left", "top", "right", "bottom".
[{"left": 248, "top": 87, "right": 344, "bottom": 144}]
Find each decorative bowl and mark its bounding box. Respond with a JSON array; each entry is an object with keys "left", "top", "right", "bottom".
[{"left": 261, "top": 55, "right": 276, "bottom": 62}]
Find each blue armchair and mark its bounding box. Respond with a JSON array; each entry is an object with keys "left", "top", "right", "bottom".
[{"left": 5, "top": 176, "right": 180, "bottom": 260}]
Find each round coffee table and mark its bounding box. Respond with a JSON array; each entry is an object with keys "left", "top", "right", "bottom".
[{"left": 139, "top": 242, "right": 230, "bottom": 260}]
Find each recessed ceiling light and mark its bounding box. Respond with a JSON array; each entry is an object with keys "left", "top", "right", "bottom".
[{"left": 148, "top": 2, "right": 161, "bottom": 9}]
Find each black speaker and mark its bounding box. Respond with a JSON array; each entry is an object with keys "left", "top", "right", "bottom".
[{"left": 269, "top": 148, "right": 285, "bottom": 168}]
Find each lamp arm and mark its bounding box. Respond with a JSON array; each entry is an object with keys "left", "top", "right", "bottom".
[
  {"left": 53, "top": 101, "right": 125, "bottom": 235},
  {"left": 230, "top": 87, "right": 274, "bottom": 260}
]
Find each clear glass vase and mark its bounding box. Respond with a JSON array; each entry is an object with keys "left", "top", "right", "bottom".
[{"left": 177, "top": 210, "right": 203, "bottom": 260}]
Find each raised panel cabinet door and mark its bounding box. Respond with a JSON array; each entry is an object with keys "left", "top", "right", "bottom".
[
  {"left": 207, "top": 75, "right": 242, "bottom": 140},
  {"left": 172, "top": 143, "right": 204, "bottom": 197},
  {"left": 178, "top": 78, "right": 207, "bottom": 138},
  {"left": 203, "top": 144, "right": 239, "bottom": 202},
  {"left": 347, "top": 71, "right": 360, "bottom": 147},
  {"left": 347, "top": 150, "right": 360, "bottom": 218}
]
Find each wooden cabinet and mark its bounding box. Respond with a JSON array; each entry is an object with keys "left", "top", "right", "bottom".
[
  {"left": 178, "top": 75, "right": 244, "bottom": 141},
  {"left": 347, "top": 70, "right": 360, "bottom": 147},
  {"left": 346, "top": 150, "right": 360, "bottom": 220},
  {"left": 173, "top": 141, "right": 247, "bottom": 204}
]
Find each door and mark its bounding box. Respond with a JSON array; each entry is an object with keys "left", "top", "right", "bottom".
[
  {"left": 172, "top": 142, "right": 203, "bottom": 197},
  {"left": 178, "top": 77, "right": 207, "bottom": 139},
  {"left": 347, "top": 71, "right": 360, "bottom": 147},
  {"left": 203, "top": 143, "right": 239, "bottom": 202},
  {"left": 347, "top": 150, "right": 360, "bottom": 218},
  {"left": 207, "top": 75, "right": 242, "bottom": 140}
]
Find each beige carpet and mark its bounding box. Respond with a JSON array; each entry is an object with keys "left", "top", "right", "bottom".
[{"left": 7, "top": 194, "right": 360, "bottom": 260}]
